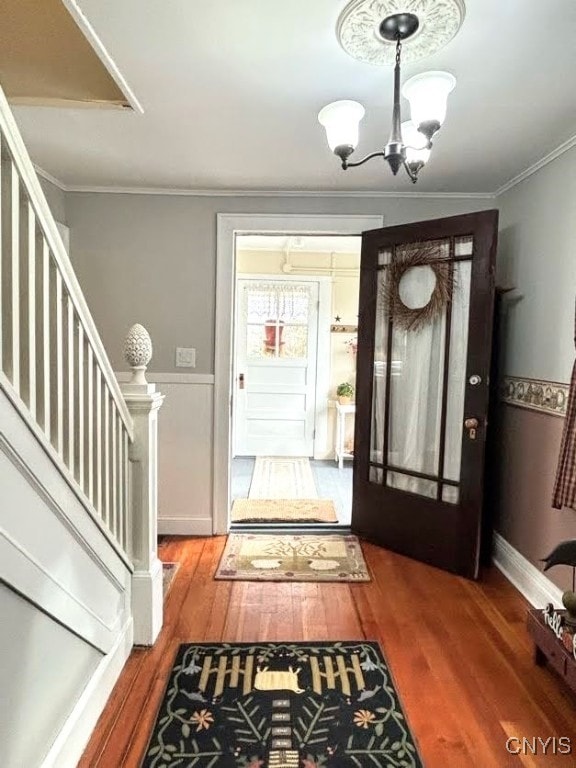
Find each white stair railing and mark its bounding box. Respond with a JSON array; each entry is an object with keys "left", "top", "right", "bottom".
[
  {"left": 0, "top": 83, "right": 164, "bottom": 644},
  {"left": 0, "top": 89, "right": 133, "bottom": 555}
]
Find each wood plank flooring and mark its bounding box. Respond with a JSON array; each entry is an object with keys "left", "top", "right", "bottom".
[{"left": 79, "top": 536, "right": 576, "bottom": 767}]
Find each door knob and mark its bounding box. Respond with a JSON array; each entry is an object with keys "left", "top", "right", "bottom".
[
  {"left": 464, "top": 417, "right": 479, "bottom": 440},
  {"left": 238, "top": 373, "right": 245, "bottom": 390}
]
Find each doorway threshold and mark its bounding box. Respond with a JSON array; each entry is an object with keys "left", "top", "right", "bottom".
[{"left": 230, "top": 523, "right": 351, "bottom": 536}]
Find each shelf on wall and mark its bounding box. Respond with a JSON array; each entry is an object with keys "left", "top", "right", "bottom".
[{"left": 330, "top": 324, "right": 357, "bottom": 333}]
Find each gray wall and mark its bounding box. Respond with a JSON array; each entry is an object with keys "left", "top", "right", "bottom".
[
  {"left": 0, "top": 584, "right": 101, "bottom": 767},
  {"left": 495, "top": 145, "right": 576, "bottom": 589},
  {"left": 65, "top": 193, "right": 495, "bottom": 373},
  {"left": 498, "top": 148, "right": 576, "bottom": 381}
]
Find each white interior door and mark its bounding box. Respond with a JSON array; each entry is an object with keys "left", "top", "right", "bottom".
[{"left": 234, "top": 279, "right": 319, "bottom": 456}]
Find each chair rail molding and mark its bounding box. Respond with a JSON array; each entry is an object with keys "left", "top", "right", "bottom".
[{"left": 214, "top": 213, "right": 383, "bottom": 535}]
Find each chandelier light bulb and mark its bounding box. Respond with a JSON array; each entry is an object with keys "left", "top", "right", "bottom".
[
  {"left": 401, "top": 121, "right": 431, "bottom": 166},
  {"left": 402, "top": 71, "right": 456, "bottom": 140},
  {"left": 318, "top": 100, "right": 365, "bottom": 153}
]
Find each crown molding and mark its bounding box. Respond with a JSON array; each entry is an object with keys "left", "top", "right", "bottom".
[
  {"left": 64, "top": 184, "right": 495, "bottom": 199},
  {"left": 32, "top": 133, "right": 576, "bottom": 200},
  {"left": 495, "top": 132, "right": 576, "bottom": 197}
]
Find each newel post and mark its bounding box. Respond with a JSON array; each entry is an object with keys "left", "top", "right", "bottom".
[{"left": 121, "top": 324, "right": 165, "bottom": 646}]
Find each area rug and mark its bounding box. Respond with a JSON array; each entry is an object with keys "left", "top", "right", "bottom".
[
  {"left": 230, "top": 498, "right": 338, "bottom": 524},
  {"left": 249, "top": 456, "right": 317, "bottom": 499},
  {"left": 162, "top": 562, "right": 179, "bottom": 598},
  {"left": 215, "top": 534, "right": 370, "bottom": 582},
  {"left": 141, "top": 641, "right": 422, "bottom": 768}
]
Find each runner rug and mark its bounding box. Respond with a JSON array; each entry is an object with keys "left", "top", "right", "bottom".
[
  {"left": 248, "top": 457, "right": 317, "bottom": 499},
  {"left": 231, "top": 498, "right": 338, "bottom": 524},
  {"left": 141, "top": 641, "right": 422, "bottom": 768},
  {"left": 215, "top": 534, "right": 370, "bottom": 582},
  {"left": 162, "top": 562, "right": 179, "bottom": 598}
]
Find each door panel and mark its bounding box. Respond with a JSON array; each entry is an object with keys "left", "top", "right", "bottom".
[
  {"left": 234, "top": 279, "right": 319, "bottom": 457},
  {"left": 352, "top": 211, "right": 498, "bottom": 578}
]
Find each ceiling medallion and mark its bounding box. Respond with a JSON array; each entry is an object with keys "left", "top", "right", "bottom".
[{"left": 337, "top": 0, "right": 466, "bottom": 66}]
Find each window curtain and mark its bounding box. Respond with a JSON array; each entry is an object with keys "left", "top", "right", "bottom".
[{"left": 552, "top": 301, "right": 576, "bottom": 510}]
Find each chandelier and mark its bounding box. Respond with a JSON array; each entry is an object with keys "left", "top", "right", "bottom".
[{"left": 318, "top": 13, "right": 456, "bottom": 184}]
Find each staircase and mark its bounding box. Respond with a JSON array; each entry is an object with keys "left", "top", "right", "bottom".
[{"left": 0, "top": 84, "right": 164, "bottom": 767}]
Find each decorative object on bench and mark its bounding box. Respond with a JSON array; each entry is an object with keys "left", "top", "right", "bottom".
[{"left": 541, "top": 539, "right": 576, "bottom": 628}]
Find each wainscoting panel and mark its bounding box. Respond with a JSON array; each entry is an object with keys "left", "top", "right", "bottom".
[
  {"left": 0, "top": 388, "right": 131, "bottom": 654},
  {"left": 0, "top": 386, "right": 133, "bottom": 767},
  {"left": 116, "top": 373, "right": 215, "bottom": 535}
]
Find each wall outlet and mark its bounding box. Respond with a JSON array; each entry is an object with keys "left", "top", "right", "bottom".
[{"left": 176, "top": 347, "right": 196, "bottom": 368}]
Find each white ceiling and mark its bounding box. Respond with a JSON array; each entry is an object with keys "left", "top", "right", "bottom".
[{"left": 10, "top": 0, "right": 576, "bottom": 194}]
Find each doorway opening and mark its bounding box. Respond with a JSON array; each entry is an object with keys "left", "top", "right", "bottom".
[{"left": 230, "top": 234, "right": 361, "bottom": 530}]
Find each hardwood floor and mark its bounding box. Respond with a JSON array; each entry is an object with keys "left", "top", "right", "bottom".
[{"left": 79, "top": 536, "right": 576, "bottom": 767}]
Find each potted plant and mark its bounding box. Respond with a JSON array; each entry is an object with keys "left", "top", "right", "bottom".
[{"left": 336, "top": 382, "right": 354, "bottom": 405}]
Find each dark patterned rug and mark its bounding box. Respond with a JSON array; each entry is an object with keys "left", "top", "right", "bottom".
[{"left": 142, "top": 641, "right": 422, "bottom": 768}]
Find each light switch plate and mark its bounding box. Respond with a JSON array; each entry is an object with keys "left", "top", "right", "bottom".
[{"left": 176, "top": 347, "right": 196, "bottom": 368}]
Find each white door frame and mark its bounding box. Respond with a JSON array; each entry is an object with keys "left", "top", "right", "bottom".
[{"left": 214, "top": 213, "right": 384, "bottom": 534}]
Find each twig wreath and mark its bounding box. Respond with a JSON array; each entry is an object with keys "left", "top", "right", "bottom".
[{"left": 382, "top": 243, "right": 454, "bottom": 331}]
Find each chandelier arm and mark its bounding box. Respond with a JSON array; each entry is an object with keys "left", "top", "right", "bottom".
[{"left": 342, "top": 151, "right": 386, "bottom": 169}]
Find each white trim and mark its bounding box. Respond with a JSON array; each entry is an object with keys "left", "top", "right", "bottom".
[
  {"left": 41, "top": 617, "right": 134, "bottom": 768},
  {"left": 495, "top": 133, "right": 576, "bottom": 196},
  {"left": 0, "top": 374, "right": 132, "bottom": 570},
  {"left": 132, "top": 557, "right": 163, "bottom": 646},
  {"left": 214, "top": 214, "right": 383, "bottom": 535},
  {"left": 314, "top": 279, "right": 333, "bottom": 459},
  {"left": 0, "top": 525, "right": 121, "bottom": 653},
  {"left": 34, "top": 165, "right": 68, "bottom": 192},
  {"left": 59, "top": 0, "right": 143, "bottom": 114},
  {"left": 63, "top": 185, "right": 495, "bottom": 198},
  {"left": 30, "top": 135, "right": 576, "bottom": 199},
  {"left": 115, "top": 371, "right": 214, "bottom": 385},
  {"left": 0, "top": 85, "right": 134, "bottom": 436},
  {"left": 492, "top": 532, "right": 564, "bottom": 609},
  {"left": 158, "top": 516, "right": 213, "bottom": 536}
]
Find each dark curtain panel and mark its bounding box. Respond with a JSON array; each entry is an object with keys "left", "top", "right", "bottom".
[{"left": 552, "top": 302, "right": 576, "bottom": 510}]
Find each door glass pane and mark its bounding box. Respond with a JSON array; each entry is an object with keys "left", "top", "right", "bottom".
[
  {"left": 443, "top": 259, "right": 472, "bottom": 482},
  {"left": 386, "top": 243, "right": 448, "bottom": 493},
  {"left": 370, "top": 466, "right": 383, "bottom": 484},
  {"left": 370, "top": 264, "right": 389, "bottom": 468},
  {"left": 244, "top": 282, "right": 311, "bottom": 360},
  {"left": 387, "top": 471, "right": 437, "bottom": 499},
  {"left": 442, "top": 485, "right": 460, "bottom": 504}
]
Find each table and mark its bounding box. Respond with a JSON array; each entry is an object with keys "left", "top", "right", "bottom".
[{"left": 334, "top": 402, "right": 355, "bottom": 470}]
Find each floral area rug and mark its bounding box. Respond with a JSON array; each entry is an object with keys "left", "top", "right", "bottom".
[
  {"left": 141, "top": 641, "right": 422, "bottom": 768},
  {"left": 214, "top": 534, "right": 370, "bottom": 582}
]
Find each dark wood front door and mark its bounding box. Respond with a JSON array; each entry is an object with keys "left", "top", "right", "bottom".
[{"left": 352, "top": 211, "right": 499, "bottom": 579}]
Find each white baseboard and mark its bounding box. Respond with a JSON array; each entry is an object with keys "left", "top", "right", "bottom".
[
  {"left": 493, "top": 532, "right": 564, "bottom": 608},
  {"left": 41, "top": 617, "right": 134, "bottom": 768},
  {"left": 132, "top": 558, "right": 163, "bottom": 646},
  {"left": 159, "top": 516, "right": 213, "bottom": 536}
]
